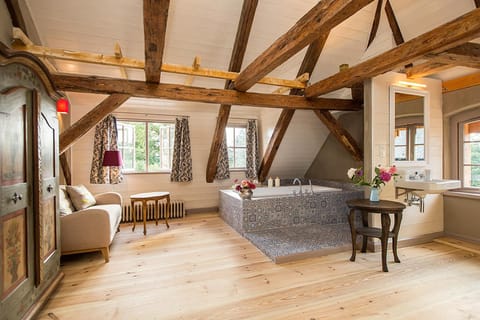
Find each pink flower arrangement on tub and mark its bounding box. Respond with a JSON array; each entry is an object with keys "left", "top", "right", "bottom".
[{"left": 232, "top": 179, "right": 257, "bottom": 192}]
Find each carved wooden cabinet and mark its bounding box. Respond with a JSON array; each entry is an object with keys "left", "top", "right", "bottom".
[{"left": 0, "top": 46, "right": 63, "bottom": 319}]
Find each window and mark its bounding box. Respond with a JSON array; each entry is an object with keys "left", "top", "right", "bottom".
[
  {"left": 226, "top": 125, "right": 246, "bottom": 169},
  {"left": 461, "top": 119, "right": 480, "bottom": 188},
  {"left": 394, "top": 125, "right": 424, "bottom": 161},
  {"left": 117, "top": 120, "right": 175, "bottom": 173}
]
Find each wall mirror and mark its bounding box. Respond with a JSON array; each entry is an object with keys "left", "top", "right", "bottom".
[{"left": 389, "top": 85, "right": 429, "bottom": 166}]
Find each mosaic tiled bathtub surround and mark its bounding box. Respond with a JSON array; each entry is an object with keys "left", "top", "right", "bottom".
[{"left": 219, "top": 179, "right": 364, "bottom": 262}]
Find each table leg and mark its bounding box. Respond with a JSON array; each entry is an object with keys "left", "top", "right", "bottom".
[
  {"left": 165, "top": 195, "right": 170, "bottom": 228},
  {"left": 361, "top": 210, "right": 368, "bottom": 253},
  {"left": 131, "top": 200, "right": 136, "bottom": 232},
  {"left": 380, "top": 213, "right": 391, "bottom": 272},
  {"left": 348, "top": 208, "right": 356, "bottom": 262},
  {"left": 155, "top": 200, "right": 159, "bottom": 226},
  {"left": 392, "top": 212, "right": 403, "bottom": 263},
  {"left": 142, "top": 200, "right": 147, "bottom": 235}
]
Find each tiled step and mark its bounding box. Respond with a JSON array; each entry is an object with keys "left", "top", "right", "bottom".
[{"left": 244, "top": 223, "right": 353, "bottom": 263}]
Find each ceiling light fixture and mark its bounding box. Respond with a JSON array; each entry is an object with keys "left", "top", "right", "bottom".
[{"left": 397, "top": 81, "right": 427, "bottom": 88}]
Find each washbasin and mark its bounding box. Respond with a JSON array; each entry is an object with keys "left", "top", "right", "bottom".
[{"left": 395, "top": 179, "right": 461, "bottom": 192}]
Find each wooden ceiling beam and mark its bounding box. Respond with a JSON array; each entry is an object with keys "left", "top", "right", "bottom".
[
  {"left": 206, "top": 0, "right": 258, "bottom": 183},
  {"left": 51, "top": 74, "right": 361, "bottom": 110},
  {"left": 305, "top": 8, "right": 480, "bottom": 97},
  {"left": 314, "top": 110, "right": 363, "bottom": 161},
  {"left": 271, "top": 73, "right": 309, "bottom": 94},
  {"left": 257, "top": 109, "right": 296, "bottom": 182},
  {"left": 114, "top": 41, "right": 129, "bottom": 79},
  {"left": 406, "top": 61, "right": 452, "bottom": 79},
  {"left": 12, "top": 27, "right": 57, "bottom": 73},
  {"left": 12, "top": 43, "right": 306, "bottom": 90},
  {"left": 257, "top": 33, "right": 330, "bottom": 182},
  {"left": 367, "top": 0, "right": 383, "bottom": 48},
  {"left": 442, "top": 71, "right": 480, "bottom": 92},
  {"left": 143, "top": 0, "right": 169, "bottom": 83},
  {"left": 407, "top": 43, "right": 480, "bottom": 78},
  {"left": 5, "top": 0, "right": 27, "bottom": 35},
  {"left": 233, "top": 0, "right": 374, "bottom": 92},
  {"left": 59, "top": 94, "right": 131, "bottom": 155},
  {"left": 429, "top": 42, "right": 480, "bottom": 68},
  {"left": 184, "top": 56, "right": 201, "bottom": 86},
  {"left": 52, "top": 73, "right": 361, "bottom": 111},
  {"left": 385, "top": 0, "right": 404, "bottom": 45}
]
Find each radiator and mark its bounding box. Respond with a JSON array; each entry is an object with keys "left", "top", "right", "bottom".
[{"left": 121, "top": 200, "right": 185, "bottom": 223}]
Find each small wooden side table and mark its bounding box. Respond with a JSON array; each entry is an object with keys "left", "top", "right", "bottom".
[
  {"left": 346, "top": 199, "right": 406, "bottom": 272},
  {"left": 130, "top": 192, "right": 170, "bottom": 235}
]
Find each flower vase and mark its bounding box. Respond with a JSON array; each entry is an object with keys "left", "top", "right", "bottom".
[
  {"left": 239, "top": 189, "right": 253, "bottom": 200},
  {"left": 369, "top": 187, "right": 380, "bottom": 202}
]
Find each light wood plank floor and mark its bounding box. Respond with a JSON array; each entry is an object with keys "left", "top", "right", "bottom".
[{"left": 37, "top": 213, "right": 480, "bottom": 320}]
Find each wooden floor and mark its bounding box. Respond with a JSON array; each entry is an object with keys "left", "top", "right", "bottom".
[{"left": 37, "top": 213, "right": 480, "bottom": 320}]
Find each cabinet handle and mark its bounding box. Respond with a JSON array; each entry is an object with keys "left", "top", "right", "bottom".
[
  {"left": 47, "top": 184, "right": 53, "bottom": 193},
  {"left": 11, "top": 192, "right": 23, "bottom": 203}
]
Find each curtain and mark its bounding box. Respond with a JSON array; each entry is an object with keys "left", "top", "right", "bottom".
[
  {"left": 171, "top": 117, "right": 193, "bottom": 182},
  {"left": 90, "top": 115, "right": 123, "bottom": 184},
  {"left": 215, "top": 135, "right": 230, "bottom": 180},
  {"left": 246, "top": 119, "right": 260, "bottom": 180}
]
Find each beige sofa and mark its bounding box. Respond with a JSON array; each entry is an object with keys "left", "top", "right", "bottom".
[{"left": 59, "top": 185, "right": 122, "bottom": 262}]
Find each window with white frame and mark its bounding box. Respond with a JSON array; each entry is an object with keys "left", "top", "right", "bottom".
[
  {"left": 460, "top": 119, "right": 480, "bottom": 188},
  {"left": 117, "top": 120, "right": 175, "bottom": 173},
  {"left": 394, "top": 125, "right": 424, "bottom": 161},
  {"left": 226, "top": 125, "right": 246, "bottom": 169}
]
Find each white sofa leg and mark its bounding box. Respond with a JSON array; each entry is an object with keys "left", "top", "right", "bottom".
[{"left": 101, "top": 247, "right": 110, "bottom": 263}]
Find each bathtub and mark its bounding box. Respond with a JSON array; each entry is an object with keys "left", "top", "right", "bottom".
[
  {"left": 219, "top": 182, "right": 362, "bottom": 234},
  {"left": 251, "top": 185, "right": 341, "bottom": 198}
]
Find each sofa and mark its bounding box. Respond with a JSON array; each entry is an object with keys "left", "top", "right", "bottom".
[{"left": 59, "top": 185, "right": 122, "bottom": 262}]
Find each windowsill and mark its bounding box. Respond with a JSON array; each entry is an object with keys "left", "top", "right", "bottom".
[
  {"left": 230, "top": 168, "right": 246, "bottom": 172},
  {"left": 444, "top": 189, "right": 480, "bottom": 200}
]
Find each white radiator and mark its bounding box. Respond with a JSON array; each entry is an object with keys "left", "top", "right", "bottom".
[{"left": 121, "top": 200, "right": 185, "bottom": 223}]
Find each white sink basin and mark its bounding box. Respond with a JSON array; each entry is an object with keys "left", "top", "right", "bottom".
[{"left": 395, "top": 179, "right": 461, "bottom": 192}]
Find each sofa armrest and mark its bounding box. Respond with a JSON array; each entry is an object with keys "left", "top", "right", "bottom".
[
  {"left": 61, "top": 208, "right": 113, "bottom": 253},
  {"left": 95, "top": 192, "right": 122, "bottom": 206}
]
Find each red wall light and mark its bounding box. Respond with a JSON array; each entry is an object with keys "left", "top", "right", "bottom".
[{"left": 56, "top": 98, "right": 69, "bottom": 114}]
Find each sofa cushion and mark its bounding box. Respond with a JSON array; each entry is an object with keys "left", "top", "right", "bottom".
[
  {"left": 66, "top": 185, "right": 96, "bottom": 210},
  {"left": 59, "top": 186, "right": 75, "bottom": 215}
]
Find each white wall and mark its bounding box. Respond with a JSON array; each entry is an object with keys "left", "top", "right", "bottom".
[
  {"left": 259, "top": 108, "right": 330, "bottom": 180},
  {"left": 366, "top": 72, "right": 444, "bottom": 240}
]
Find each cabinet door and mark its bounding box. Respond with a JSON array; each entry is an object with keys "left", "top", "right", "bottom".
[
  {"left": 0, "top": 88, "right": 34, "bottom": 319},
  {"left": 33, "top": 93, "right": 60, "bottom": 286}
]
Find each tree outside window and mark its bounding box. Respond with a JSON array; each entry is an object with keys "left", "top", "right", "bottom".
[{"left": 117, "top": 120, "right": 174, "bottom": 173}]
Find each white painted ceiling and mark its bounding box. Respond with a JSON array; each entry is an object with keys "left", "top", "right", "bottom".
[{"left": 22, "top": 0, "right": 479, "bottom": 94}]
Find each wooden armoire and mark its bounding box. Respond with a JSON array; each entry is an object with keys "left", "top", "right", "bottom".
[{"left": 0, "top": 44, "right": 63, "bottom": 319}]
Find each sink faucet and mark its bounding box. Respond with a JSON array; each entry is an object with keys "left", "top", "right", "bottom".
[{"left": 293, "top": 178, "right": 302, "bottom": 195}]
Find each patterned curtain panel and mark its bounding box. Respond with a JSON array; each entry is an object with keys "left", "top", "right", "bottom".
[
  {"left": 246, "top": 119, "right": 260, "bottom": 179},
  {"left": 215, "top": 135, "right": 230, "bottom": 180},
  {"left": 171, "top": 117, "right": 193, "bottom": 182},
  {"left": 90, "top": 115, "right": 124, "bottom": 184}
]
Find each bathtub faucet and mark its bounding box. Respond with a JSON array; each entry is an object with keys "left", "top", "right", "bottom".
[{"left": 293, "top": 178, "right": 303, "bottom": 195}]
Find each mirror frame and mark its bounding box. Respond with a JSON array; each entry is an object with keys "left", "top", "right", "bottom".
[{"left": 389, "top": 85, "right": 429, "bottom": 167}]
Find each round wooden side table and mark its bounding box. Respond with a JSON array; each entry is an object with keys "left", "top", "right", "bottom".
[
  {"left": 130, "top": 192, "right": 170, "bottom": 235},
  {"left": 346, "top": 199, "right": 406, "bottom": 272}
]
